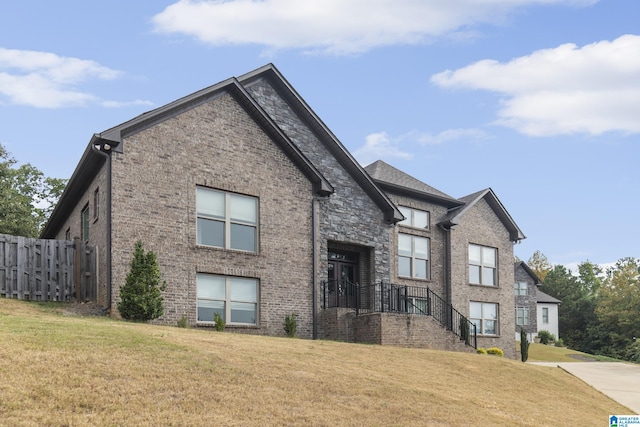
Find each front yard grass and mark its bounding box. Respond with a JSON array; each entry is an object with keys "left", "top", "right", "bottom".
[
  {"left": 0, "top": 299, "right": 630, "bottom": 426},
  {"left": 520, "top": 342, "right": 623, "bottom": 363}
]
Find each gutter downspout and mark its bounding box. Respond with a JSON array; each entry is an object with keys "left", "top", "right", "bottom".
[
  {"left": 312, "top": 196, "right": 319, "bottom": 340},
  {"left": 439, "top": 223, "right": 452, "bottom": 305},
  {"left": 91, "top": 143, "right": 113, "bottom": 312},
  {"left": 311, "top": 194, "right": 331, "bottom": 340}
]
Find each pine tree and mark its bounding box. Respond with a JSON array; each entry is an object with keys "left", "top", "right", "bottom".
[
  {"left": 520, "top": 328, "right": 529, "bottom": 362},
  {"left": 117, "top": 241, "right": 167, "bottom": 321}
]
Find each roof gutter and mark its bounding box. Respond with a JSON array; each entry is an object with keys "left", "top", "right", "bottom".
[{"left": 91, "top": 136, "right": 115, "bottom": 311}]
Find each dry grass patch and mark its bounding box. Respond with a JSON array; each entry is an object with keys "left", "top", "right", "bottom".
[{"left": 0, "top": 299, "right": 629, "bottom": 426}]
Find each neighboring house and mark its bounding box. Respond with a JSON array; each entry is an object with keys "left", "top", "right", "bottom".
[
  {"left": 514, "top": 261, "right": 561, "bottom": 341},
  {"left": 514, "top": 262, "right": 541, "bottom": 342},
  {"left": 536, "top": 288, "right": 561, "bottom": 339},
  {"left": 41, "top": 64, "right": 525, "bottom": 358}
]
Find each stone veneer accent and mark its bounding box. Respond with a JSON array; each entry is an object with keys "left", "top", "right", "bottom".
[
  {"left": 244, "top": 79, "right": 392, "bottom": 330},
  {"left": 514, "top": 263, "right": 538, "bottom": 338}
]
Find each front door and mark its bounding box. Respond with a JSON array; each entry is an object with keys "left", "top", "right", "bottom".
[{"left": 327, "top": 250, "right": 359, "bottom": 308}]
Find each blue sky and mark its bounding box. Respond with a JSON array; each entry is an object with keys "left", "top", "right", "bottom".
[{"left": 1, "top": 0, "right": 639, "bottom": 269}]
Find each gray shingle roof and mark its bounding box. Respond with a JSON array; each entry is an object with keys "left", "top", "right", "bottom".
[
  {"left": 536, "top": 288, "right": 562, "bottom": 304},
  {"left": 364, "top": 160, "right": 460, "bottom": 205}
]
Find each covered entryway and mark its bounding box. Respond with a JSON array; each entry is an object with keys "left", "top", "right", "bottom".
[{"left": 327, "top": 250, "right": 359, "bottom": 308}]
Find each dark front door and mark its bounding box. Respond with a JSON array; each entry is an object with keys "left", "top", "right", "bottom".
[{"left": 327, "top": 250, "right": 359, "bottom": 308}]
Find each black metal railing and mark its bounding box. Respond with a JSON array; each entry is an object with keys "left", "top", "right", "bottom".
[
  {"left": 323, "top": 278, "right": 359, "bottom": 309},
  {"left": 322, "top": 281, "right": 477, "bottom": 348}
]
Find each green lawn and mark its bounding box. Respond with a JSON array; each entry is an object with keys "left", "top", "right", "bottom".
[{"left": 518, "top": 342, "right": 622, "bottom": 363}]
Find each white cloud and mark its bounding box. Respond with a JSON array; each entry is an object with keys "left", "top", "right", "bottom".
[
  {"left": 0, "top": 48, "right": 151, "bottom": 108},
  {"left": 0, "top": 72, "right": 99, "bottom": 108},
  {"left": 353, "top": 132, "right": 413, "bottom": 165},
  {"left": 415, "top": 128, "right": 490, "bottom": 145},
  {"left": 101, "top": 99, "right": 155, "bottom": 108},
  {"left": 431, "top": 34, "right": 640, "bottom": 136},
  {"left": 353, "top": 128, "right": 487, "bottom": 165},
  {"left": 152, "top": 0, "right": 596, "bottom": 55}
]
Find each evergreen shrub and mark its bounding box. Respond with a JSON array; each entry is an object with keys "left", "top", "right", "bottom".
[
  {"left": 520, "top": 329, "right": 529, "bottom": 362},
  {"left": 117, "top": 241, "right": 166, "bottom": 322},
  {"left": 284, "top": 313, "right": 297, "bottom": 337}
]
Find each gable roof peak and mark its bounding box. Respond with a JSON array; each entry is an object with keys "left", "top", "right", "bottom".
[
  {"left": 516, "top": 261, "right": 543, "bottom": 285},
  {"left": 41, "top": 64, "right": 338, "bottom": 237},
  {"left": 442, "top": 187, "right": 525, "bottom": 242},
  {"left": 238, "top": 68, "right": 404, "bottom": 224}
]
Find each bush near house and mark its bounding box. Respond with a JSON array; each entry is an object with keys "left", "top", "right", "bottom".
[
  {"left": 284, "top": 313, "right": 297, "bottom": 337},
  {"left": 117, "top": 241, "right": 166, "bottom": 321},
  {"left": 487, "top": 347, "right": 504, "bottom": 357},
  {"left": 214, "top": 312, "right": 226, "bottom": 331},
  {"left": 476, "top": 347, "right": 504, "bottom": 357},
  {"left": 538, "top": 330, "right": 556, "bottom": 345}
]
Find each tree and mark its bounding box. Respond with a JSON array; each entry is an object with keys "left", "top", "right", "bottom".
[
  {"left": 527, "top": 250, "right": 552, "bottom": 282},
  {"left": 117, "top": 241, "right": 167, "bottom": 322},
  {"left": 596, "top": 257, "right": 640, "bottom": 360},
  {"left": 520, "top": 328, "right": 529, "bottom": 362},
  {"left": 0, "top": 143, "right": 66, "bottom": 237},
  {"left": 572, "top": 261, "right": 609, "bottom": 354},
  {"left": 541, "top": 264, "right": 600, "bottom": 353},
  {"left": 576, "top": 261, "right": 603, "bottom": 296}
]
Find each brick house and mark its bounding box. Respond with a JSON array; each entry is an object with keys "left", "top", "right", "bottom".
[
  {"left": 515, "top": 261, "right": 541, "bottom": 341},
  {"left": 42, "top": 64, "right": 524, "bottom": 357},
  {"left": 363, "top": 162, "right": 524, "bottom": 356},
  {"left": 514, "top": 261, "right": 561, "bottom": 342}
]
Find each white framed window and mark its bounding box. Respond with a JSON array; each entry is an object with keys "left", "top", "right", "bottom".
[
  {"left": 197, "top": 187, "right": 258, "bottom": 252},
  {"left": 196, "top": 274, "right": 258, "bottom": 326},
  {"left": 469, "top": 244, "right": 497, "bottom": 286},
  {"left": 398, "top": 234, "right": 430, "bottom": 279},
  {"left": 406, "top": 297, "right": 429, "bottom": 315},
  {"left": 81, "top": 204, "right": 90, "bottom": 242},
  {"left": 515, "top": 281, "right": 528, "bottom": 296},
  {"left": 515, "top": 307, "right": 529, "bottom": 326},
  {"left": 542, "top": 307, "right": 549, "bottom": 324},
  {"left": 470, "top": 302, "right": 498, "bottom": 335},
  {"left": 398, "top": 206, "right": 429, "bottom": 229}
]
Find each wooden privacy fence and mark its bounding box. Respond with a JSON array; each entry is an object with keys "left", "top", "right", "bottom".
[{"left": 0, "top": 234, "right": 96, "bottom": 302}]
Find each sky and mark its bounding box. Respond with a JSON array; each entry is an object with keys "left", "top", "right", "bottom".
[{"left": 1, "top": 0, "right": 639, "bottom": 270}]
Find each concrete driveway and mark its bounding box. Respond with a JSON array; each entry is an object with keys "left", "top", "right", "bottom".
[{"left": 531, "top": 362, "right": 640, "bottom": 414}]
